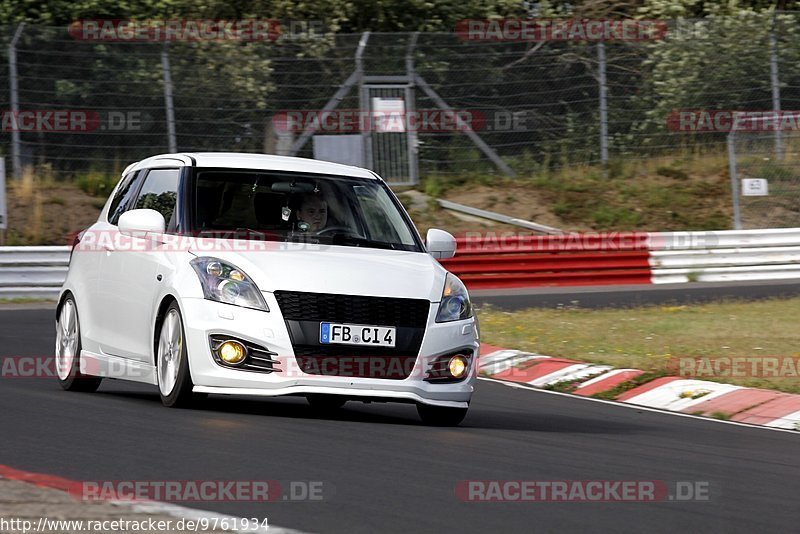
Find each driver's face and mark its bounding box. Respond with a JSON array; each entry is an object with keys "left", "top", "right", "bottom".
[{"left": 298, "top": 197, "right": 328, "bottom": 232}]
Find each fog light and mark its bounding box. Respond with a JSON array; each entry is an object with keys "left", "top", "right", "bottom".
[
  {"left": 218, "top": 340, "right": 247, "bottom": 364},
  {"left": 448, "top": 355, "right": 468, "bottom": 378}
]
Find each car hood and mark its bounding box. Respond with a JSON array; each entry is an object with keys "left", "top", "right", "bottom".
[{"left": 189, "top": 242, "right": 448, "bottom": 302}]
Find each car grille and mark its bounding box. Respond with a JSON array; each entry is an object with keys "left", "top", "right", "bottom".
[
  {"left": 273, "top": 291, "right": 430, "bottom": 379},
  {"left": 273, "top": 291, "right": 430, "bottom": 328}
]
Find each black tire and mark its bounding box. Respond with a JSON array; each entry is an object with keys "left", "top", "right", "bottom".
[
  {"left": 306, "top": 394, "right": 347, "bottom": 412},
  {"left": 156, "top": 302, "right": 195, "bottom": 408},
  {"left": 56, "top": 295, "right": 102, "bottom": 393},
  {"left": 416, "top": 403, "right": 468, "bottom": 426}
]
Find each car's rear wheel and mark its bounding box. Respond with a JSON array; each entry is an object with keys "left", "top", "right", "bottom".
[
  {"left": 56, "top": 295, "right": 102, "bottom": 392},
  {"left": 416, "top": 403, "right": 468, "bottom": 426},
  {"left": 306, "top": 394, "right": 347, "bottom": 412},
  {"left": 156, "top": 302, "right": 195, "bottom": 407}
]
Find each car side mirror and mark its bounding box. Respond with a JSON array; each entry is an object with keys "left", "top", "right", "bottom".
[
  {"left": 426, "top": 228, "right": 457, "bottom": 259},
  {"left": 118, "top": 209, "right": 166, "bottom": 237}
]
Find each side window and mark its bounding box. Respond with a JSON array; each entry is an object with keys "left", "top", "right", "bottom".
[
  {"left": 133, "top": 169, "right": 180, "bottom": 231},
  {"left": 108, "top": 171, "right": 142, "bottom": 225}
]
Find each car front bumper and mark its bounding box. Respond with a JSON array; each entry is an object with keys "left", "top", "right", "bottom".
[{"left": 180, "top": 295, "right": 479, "bottom": 407}]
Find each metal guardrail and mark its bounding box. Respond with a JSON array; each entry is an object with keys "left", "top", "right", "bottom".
[
  {"left": 441, "top": 233, "right": 652, "bottom": 289},
  {"left": 649, "top": 228, "right": 800, "bottom": 250},
  {"left": 436, "top": 200, "right": 564, "bottom": 235},
  {"left": 0, "top": 246, "right": 69, "bottom": 299},
  {"left": 649, "top": 229, "right": 800, "bottom": 284}
]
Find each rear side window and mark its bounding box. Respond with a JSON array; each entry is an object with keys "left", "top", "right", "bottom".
[
  {"left": 108, "top": 171, "right": 141, "bottom": 225},
  {"left": 134, "top": 169, "right": 180, "bottom": 231}
]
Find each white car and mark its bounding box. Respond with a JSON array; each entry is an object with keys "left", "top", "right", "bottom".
[{"left": 56, "top": 153, "right": 479, "bottom": 425}]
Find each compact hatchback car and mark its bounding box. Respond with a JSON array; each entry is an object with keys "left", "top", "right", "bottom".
[{"left": 56, "top": 153, "right": 478, "bottom": 425}]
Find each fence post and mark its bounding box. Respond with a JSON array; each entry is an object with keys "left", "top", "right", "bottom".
[
  {"left": 356, "top": 32, "right": 371, "bottom": 169},
  {"left": 727, "top": 130, "right": 742, "bottom": 230},
  {"left": 597, "top": 42, "right": 609, "bottom": 170},
  {"left": 405, "top": 32, "right": 419, "bottom": 185},
  {"left": 769, "top": 12, "right": 783, "bottom": 160},
  {"left": 161, "top": 45, "right": 177, "bottom": 153},
  {"left": 8, "top": 23, "right": 25, "bottom": 180}
]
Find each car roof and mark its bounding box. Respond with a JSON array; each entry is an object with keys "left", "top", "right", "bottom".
[{"left": 122, "top": 152, "right": 379, "bottom": 180}]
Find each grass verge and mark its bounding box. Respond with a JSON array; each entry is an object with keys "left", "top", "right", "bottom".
[
  {"left": 477, "top": 297, "right": 800, "bottom": 394},
  {"left": 0, "top": 298, "right": 56, "bottom": 305}
]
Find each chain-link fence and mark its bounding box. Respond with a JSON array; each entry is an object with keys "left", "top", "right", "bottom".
[
  {"left": 728, "top": 124, "right": 800, "bottom": 229},
  {"left": 4, "top": 15, "right": 800, "bottom": 227}
]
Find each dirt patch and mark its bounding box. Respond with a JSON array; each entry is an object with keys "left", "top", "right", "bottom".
[
  {"left": 5, "top": 181, "right": 105, "bottom": 245},
  {"left": 417, "top": 155, "right": 735, "bottom": 233},
  {"left": 444, "top": 184, "right": 571, "bottom": 231}
]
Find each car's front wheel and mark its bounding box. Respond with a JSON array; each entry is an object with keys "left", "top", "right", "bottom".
[
  {"left": 56, "top": 295, "right": 102, "bottom": 392},
  {"left": 156, "top": 302, "right": 195, "bottom": 407},
  {"left": 416, "top": 403, "right": 468, "bottom": 426}
]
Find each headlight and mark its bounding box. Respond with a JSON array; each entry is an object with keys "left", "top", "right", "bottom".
[
  {"left": 190, "top": 257, "right": 269, "bottom": 311},
  {"left": 435, "top": 273, "right": 473, "bottom": 323}
]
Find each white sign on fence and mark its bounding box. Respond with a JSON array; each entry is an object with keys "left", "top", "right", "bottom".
[
  {"left": 0, "top": 158, "right": 6, "bottom": 230},
  {"left": 371, "top": 97, "right": 406, "bottom": 133},
  {"left": 742, "top": 178, "right": 768, "bottom": 196}
]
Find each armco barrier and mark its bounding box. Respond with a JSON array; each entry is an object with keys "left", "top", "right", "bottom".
[
  {"left": 441, "top": 233, "right": 652, "bottom": 289},
  {"left": 444, "top": 228, "right": 800, "bottom": 289},
  {"left": 0, "top": 246, "right": 70, "bottom": 299},
  {"left": 649, "top": 228, "right": 800, "bottom": 284},
  {"left": 3, "top": 228, "right": 800, "bottom": 297}
]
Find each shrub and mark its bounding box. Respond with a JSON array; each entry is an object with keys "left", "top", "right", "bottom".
[{"left": 76, "top": 171, "right": 116, "bottom": 197}]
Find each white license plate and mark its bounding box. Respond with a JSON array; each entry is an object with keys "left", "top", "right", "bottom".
[{"left": 319, "top": 322, "right": 396, "bottom": 347}]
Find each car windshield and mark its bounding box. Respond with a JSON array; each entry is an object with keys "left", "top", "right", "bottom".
[{"left": 192, "top": 169, "right": 421, "bottom": 252}]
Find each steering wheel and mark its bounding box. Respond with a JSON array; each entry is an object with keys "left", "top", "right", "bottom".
[{"left": 316, "top": 225, "right": 359, "bottom": 236}]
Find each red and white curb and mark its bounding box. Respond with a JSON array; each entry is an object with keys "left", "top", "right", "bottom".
[
  {"left": 480, "top": 344, "right": 800, "bottom": 431},
  {"left": 0, "top": 464, "right": 306, "bottom": 534}
]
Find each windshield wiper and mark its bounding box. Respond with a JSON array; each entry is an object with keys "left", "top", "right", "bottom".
[
  {"left": 328, "top": 233, "right": 398, "bottom": 250},
  {"left": 197, "top": 228, "right": 282, "bottom": 241}
]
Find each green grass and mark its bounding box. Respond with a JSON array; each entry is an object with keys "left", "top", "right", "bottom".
[
  {"left": 477, "top": 298, "right": 800, "bottom": 394},
  {"left": 76, "top": 171, "right": 117, "bottom": 197},
  {"left": 0, "top": 298, "right": 56, "bottom": 304}
]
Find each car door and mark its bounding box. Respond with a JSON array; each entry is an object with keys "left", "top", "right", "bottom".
[
  {"left": 89, "top": 169, "right": 144, "bottom": 354},
  {"left": 96, "top": 168, "right": 181, "bottom": 362},
  {"left": 74, "top": 170, "right": 140, "bottom": 353}
]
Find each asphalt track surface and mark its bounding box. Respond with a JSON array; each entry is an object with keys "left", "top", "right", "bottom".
[
  {"left": 2, "top": 308, "right": 799, "bottom": 533},
  {"left": 473, "top": 279, "right": 800, "bottom": 310}
]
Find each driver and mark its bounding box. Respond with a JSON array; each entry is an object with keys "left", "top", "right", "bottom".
[{"left": 296, "top": 193, "right": 328, "bottom": 233}]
